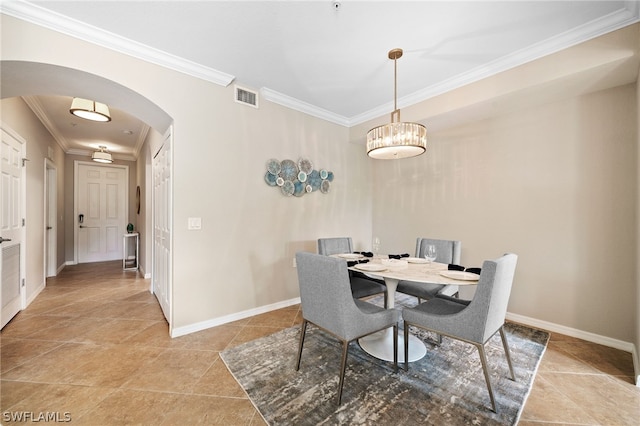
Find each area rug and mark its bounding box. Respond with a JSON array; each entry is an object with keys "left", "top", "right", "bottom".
[{"left": 221, "top": 298, "right": 549, "bottom": 425}]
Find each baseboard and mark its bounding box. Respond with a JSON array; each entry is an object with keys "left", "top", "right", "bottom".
[
  {"left": 26, "top": 281, "right": 46, "bottom": 307},
  {"left": 170, "top": 297, "right": 301, "bottom": 338},
  {"left": 65, "top": 260, "right": 77, "bottom": 266},
  {"left": 138, "top": 264, "right": 151, "bottom": 279},
  {"left": 56, "top": 262, "right": 66, "bottom": 275},
  {"left": 506, "top": 311, "right": 639, "bottom": 386}
]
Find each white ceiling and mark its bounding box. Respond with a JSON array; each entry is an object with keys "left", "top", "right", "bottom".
[{"left": 3, "top": 1, "right": 639, "bottom": 160}]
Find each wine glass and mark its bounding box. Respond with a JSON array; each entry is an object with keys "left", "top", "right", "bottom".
[
  {"left": 423, "top": 244, "right": 437, "bottom": 263},
  {"left": 372, "top": 237, "right": 381, "bottom": 255}
]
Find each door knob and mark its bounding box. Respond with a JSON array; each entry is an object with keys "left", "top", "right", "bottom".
[{"left": 0, "top": 237, "right": 12, "bottom": 244}]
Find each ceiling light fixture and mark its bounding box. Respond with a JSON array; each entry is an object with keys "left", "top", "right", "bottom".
[
  {"left": 92, "top": 146, "right": 113, "bottom": 163},
  {"left": 366, "top": 48, "right": 427, "bottom": 159},
  {"left": 70, "top": 97, "right": 111, "bottom": 122}
]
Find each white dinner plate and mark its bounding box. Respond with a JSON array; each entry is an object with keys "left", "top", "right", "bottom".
[
  {"left": 439, "top": 271, "right": 480, "bottom": 281},
  {"left": 337, "top": 253, "right": 362, "bottom": 259},
  {"left": 406, "top": 257, "right": 429, "bottom": 264},
  {"left": 354, "top": 263, "right": 387, "bottom": 272}
]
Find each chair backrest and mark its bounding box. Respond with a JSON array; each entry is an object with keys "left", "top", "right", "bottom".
[
  {"left": 415, "top": 238, "right": 461, "bottom": 264},
  {"left": 466, "top": 253, "right": 518, "bottom": 342},
  {"left": 295, "top": 251, "right": 361, "bottom": 337},
  {"left": 317, "top": 237, "right": 353, "bottom": 256}
]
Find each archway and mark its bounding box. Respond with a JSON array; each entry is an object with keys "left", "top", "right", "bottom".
[{"left": 1, "top": 60, "right": 173, "bottom": 328}]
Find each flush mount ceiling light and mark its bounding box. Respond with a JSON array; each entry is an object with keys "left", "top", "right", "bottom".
[
  {"left": 366, "top": 48, "right": 427, "bottom": 160},
  {"left": 92, "top": 146, "right": 113, "bottom": 163},
  {"left": 70, "top": 97, "right": 111, "bottom": 122}
]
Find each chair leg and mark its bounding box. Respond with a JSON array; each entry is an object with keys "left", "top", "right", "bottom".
[
  {"left": 499, "top": 326, "right": 516, "bottom": 381},
  {"left": 403, "top": 321, "right": 410, "bottom": 371},
  {"left": 384, "top": 291, "right": 388, "bottom": 309},
  {"left": 295, "top": 320, "right": 308, "bottom": 371},
  {"left": 393, "top": 324, "right": 398, "bottom": 373},
  {"left": 337, "top": 340, "right": 349, "bottom": 405},
  {"left": 476, "top": 344, "right": 497, "bottom": 413}
]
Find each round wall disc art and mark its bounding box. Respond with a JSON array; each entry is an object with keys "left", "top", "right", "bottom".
[{"left": 264, "top": 157, "right": 333, "bottom": 197}]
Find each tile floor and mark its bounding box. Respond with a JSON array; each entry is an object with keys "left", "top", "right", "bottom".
[{"left": 1, "top": 261, "right": 638, "bottom": 425}]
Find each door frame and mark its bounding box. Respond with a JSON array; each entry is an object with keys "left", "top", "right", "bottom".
[
  {"left": 44, "top": 158, "right": 57, "bottom": 277},
  {"left": 73, "top": 161, "right": 129, "bottom": 264}
]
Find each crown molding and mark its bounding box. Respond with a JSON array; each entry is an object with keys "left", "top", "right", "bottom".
[
  {"left": 349, "top": 2, "right": 640, "bottom": 126},
  {"left": 261, "top": 88, "right": 350, "bottom": 127},
  {"left": 133, "top": 125, "right": 150, "bottom": 160},
  {"left": 66, "top": 148, "right": 135, "bottom": 162},
  {"left": 2, "top": 1, "right": 235, "bottom": 87},
  {"left": 21, "top": 95, "right": 71, "bottom": 151},
  {"left": 6, "top": 1, "right": 638, "bottom": 128}
]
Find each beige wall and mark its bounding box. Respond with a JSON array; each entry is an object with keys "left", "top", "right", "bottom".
[
  {"left": 362, "top": 85, "right": 637, "bottom": 343},
  {"left": 135, "top": 128, "right": 161, "bottom": 278},
  {"left": 0, "top": 97, "right": 66, "bottom": 301},
  {"left": 636, "top": 64, "right": 640, "bottom": 382}
]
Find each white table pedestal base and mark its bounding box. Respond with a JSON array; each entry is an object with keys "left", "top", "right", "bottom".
[{"left": 358, "top": 327, "right": 427, "bottom": 363}]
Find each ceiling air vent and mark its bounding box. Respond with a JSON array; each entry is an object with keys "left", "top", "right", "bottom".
[{"left": 235, "top": 85, "right": 259, "bottom": 108}]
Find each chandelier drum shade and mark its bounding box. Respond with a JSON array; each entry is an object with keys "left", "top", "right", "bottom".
[
  {"left": 70, "top": 97, "right": 111, "bottom": 122},
  {"left": 366, "top": 49, "right": 427, "bottom": 160},
  {"left": 92, "top": 146, "right": 113, "bottom": 163}
]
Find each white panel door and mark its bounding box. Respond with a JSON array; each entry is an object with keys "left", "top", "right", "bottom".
[
  {"left": 45, "top": 160, "right": 57, "bottom": 277},
  {"left": 1, "top": 126, "right": 25, "bottom": 329},
  {"left": 153, "top": 130, "right": 171, "bottom": 325},
  {"left": 76, "top": 163, "right": 128, "bottom": 263}
]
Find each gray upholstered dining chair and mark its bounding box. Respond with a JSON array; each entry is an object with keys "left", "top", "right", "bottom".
[
  {"left": 295, "top": 252, "right": 400, "bottom": 404},
  {"left": 317, "top": 237, "right": 387, "bottom": 308},
  {"left": 396, "top": 238, "right": 462, "bottom": 303},
  {"left": 402, "top": 253, "right": 518, "bottom": 412}
]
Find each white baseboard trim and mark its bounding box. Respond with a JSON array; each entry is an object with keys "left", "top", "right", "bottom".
[
  {"left": 170, "top": 297, "right": 301, "bottom": 338},
  {"left": 138, "top": 264, "right": 151, "bottom": 279},
  {"left": 65, "top": 260, "right": 77, "bottom": 266},
  {"left": 506, "top": 312, "right": 635, "bottom": 352},
  {"left": 25, "top": 281, "right": 46, "bottom": 307},
  {"left": 507, "top": 311, "right": 639, "bottom": 386},
  {"left": 56, "top": 263, "right": 66, "bottom": 275}
]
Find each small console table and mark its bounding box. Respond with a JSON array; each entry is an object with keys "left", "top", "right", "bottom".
[{"left": 123, "top": 232, "right": 139, "bottom": 271}]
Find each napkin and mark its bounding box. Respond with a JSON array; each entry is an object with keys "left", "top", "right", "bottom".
[
  {"left": 354, "top": 251, "right": 374, "bottom": 257},
  {"left": 448, "top": 264, "right": 481, "bottom": 275},
  {"left": 388, "top": 253, "right": 410, "bottom": 259},
  {"left": 347, "top": 259, "right": 370, "bottom": 267}
]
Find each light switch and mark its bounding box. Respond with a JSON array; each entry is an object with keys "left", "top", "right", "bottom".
[{"left": 188, "top": 217, "right": 202, "bottom": 230}]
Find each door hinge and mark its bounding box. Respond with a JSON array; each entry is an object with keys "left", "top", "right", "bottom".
[
  {"left": 22, "top": 158, "right": 30, "bottom": 167},
  {"left": 22, "top": 218, "right": 25, "bottom": 226},
  {"left": 21, "top": 278, "right": 25, "bottom": 288}
]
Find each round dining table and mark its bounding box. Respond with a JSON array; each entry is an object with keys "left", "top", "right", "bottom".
[{"left": 341, "top": 255, "right": 479, "bottom": 363}]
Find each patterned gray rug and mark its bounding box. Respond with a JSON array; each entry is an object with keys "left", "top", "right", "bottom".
[{"left": 221, "top": 297, "right": 549, "bottom": 425}]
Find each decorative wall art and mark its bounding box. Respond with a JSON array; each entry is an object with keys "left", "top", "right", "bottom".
[{"left": 264, "top": 158, "right": 334, "bottom": 197}]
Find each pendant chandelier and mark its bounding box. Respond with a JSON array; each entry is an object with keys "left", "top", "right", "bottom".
[{"left": 366, "top": 49, "right": 427, "bottom": 159}]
